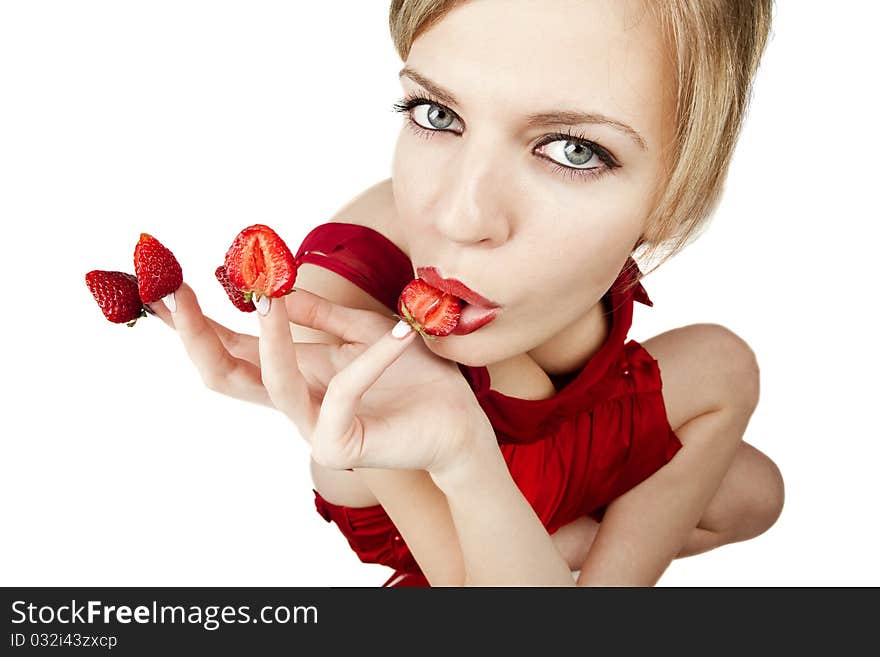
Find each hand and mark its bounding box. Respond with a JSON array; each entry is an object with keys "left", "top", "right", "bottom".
[
  {"left": 146, "top": 281, "right": 496, "bottom": 473},
  {"left": 256, "top": 289, "right": 496, "bottom": 474},
  {"left": 144, "top": 282, "right": 363, "bottom": 410},
  {"left": 145, "top": 283, "right": 271, "bottom": 406}
]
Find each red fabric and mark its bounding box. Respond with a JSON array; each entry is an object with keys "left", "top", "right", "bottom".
[
  {"left": 298, "top": 221, "right": 684, "bottom": 587},
  {"left": 381, "top": 570, "right": 431, "bottom": 588}
]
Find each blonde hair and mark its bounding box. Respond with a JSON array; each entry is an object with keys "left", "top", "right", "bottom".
[{"left": 389, "top": 0, "right": 774, "bottom": 293}]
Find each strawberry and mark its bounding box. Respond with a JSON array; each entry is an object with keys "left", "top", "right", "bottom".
[
  {"left": 214, "top": 264, "right": 255, "bottom": 313},
  {"left": 223, "top": 224, "right": 298, "bottom": 303},
  {"left": 395, "top": 278, "right": 462, "bottom": 339},
  {"left": 85, "top": 270, "right": 148, "bottom": 326},
  {"left": 133, "top": 233, "right": 183, "bottom": 303}
]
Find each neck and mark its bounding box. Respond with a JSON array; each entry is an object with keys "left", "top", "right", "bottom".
[{"left": 527, "top": 296, "right": 611, "bottom": 380}]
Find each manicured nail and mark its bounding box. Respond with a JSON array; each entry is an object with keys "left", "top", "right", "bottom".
[
  {"left": 392, "top": 319, "right": 413, "bottom": 339},
  {"left": 254, "top": 294, "right": 270, "bottom": 316},
  {"left": 163, "top": 292, "right": 176, "bottom": 313}
]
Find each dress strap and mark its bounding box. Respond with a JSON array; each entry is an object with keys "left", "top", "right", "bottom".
[{"left": 294, "top": 222, "right": 414, "bottom": 312}]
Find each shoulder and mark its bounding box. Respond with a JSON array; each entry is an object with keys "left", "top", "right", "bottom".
[
  {"left": 327, "top": 177, "right": 409, "bottom": 258},
  {"left": 290, "top": 178, "right": 407, "bottom": 342}
]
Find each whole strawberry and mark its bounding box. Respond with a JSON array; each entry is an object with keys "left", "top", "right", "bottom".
[
  {"left": 133, "top": 233, "right": 183, "bottom": 304},
  {"left": 85, "top": 270, "right": 147, "bottom": 326},
  {"left": 395, "top": 278, "right": 461, "bottom": 339},
  {"left": 223, "top": 224, "right": 298, "bottom": 303},
  {"left": 215, "top": 264, "right": 255, "bottom": 313}
]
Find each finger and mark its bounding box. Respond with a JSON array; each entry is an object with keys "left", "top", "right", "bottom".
[
  {"left": 144, "top": 294, "right": 175, "bottom": 329},
  {"left": 312, "top": 319, "right": 417, "bottom": 468},
  {"left": 146, "top": 292, "right": 260, "bottom": 367},
  {"left": 285, "top": 288, "right": 391, "bottom": 345},
  {"left": 171, "top": 281, "right": 269, "bottom": 401},
  {"left": 256, "top": 294, "right": 317, "bottom": 433},
  {"left": 204, "top": 317, "right": 260, "bottom": 366}
]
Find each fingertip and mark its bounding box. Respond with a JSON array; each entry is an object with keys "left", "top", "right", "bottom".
[
  {"left": 391, "top": 319, "right": 414, "bottom": 339},
  {"left": 175, "top": 281, "right": 192, "bottom": 300},
  {"left": 176, "top": 281, "right": 204, "bottom": 311},
  {"left": 143, "top": 301, "right": 174, "bottom": 329},
  {"left": 163, "top": 282, "right": 197, "bottom": 323},
  {"left": 162, "top": 291, "right": 177, "bottom": 313},
  {"left": 163, "top": 283, "right": 185, "bottom": 312},
  {"left": 254, "top": 294, "right": 271, "bottom": 316}
]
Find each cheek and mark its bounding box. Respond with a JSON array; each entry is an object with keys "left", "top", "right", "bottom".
[
  {"left": 391, "top": 127, "right": 461, "bottom": 208},
  {"left": 518, "top": 154, "right": 657, "bottom": 239},
  {"left": 391, "top": 135, "right": 432, "bottom": 218},
  {"left": 390, "top": 134, "right": 408, "bottom": 192},
  {"left": 511, "top": 194, "right": 647, "bottom": 310},
  {"left": 521, "top": 194, "right": 646, "bottom": 269}
]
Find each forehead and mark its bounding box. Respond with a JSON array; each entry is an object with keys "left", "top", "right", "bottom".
[{"left": 406, "top": 0, "right": 673, "bottom": 145}]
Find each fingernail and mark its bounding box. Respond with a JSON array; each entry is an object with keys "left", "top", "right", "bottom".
[
  {"left": 254, "top": 294, "right": 270, "bottom": 316},
  {"left": 163, "top": 292, "right": 176, "bottom": 313},
  {"left": 392, "top": 319, "right": 413, "bottom": 339}
]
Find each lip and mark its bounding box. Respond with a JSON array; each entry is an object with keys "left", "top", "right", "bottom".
[{"left": 416, "top": 266, "right": 501, "bottom": 309}]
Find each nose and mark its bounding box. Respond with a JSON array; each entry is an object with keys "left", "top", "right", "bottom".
[{"left": 434, "top": 132, "right": 511, "bottom": 247}]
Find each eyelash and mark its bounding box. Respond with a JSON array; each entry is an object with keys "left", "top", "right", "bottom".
[{"left": 391, "top": 91, "right": 621, "bottom": 181}]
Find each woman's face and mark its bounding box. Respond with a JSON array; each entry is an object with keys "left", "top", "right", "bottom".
[{"left": 391, "top": 0, "right": 675, "bottom": 367}]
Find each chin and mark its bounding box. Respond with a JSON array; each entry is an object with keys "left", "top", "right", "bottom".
[{"left": 423, "top": 334, "right": 495, "bottom": 368}]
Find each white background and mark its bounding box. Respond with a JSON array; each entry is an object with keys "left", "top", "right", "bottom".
[{"left": 1, "top": 1, "right": 877, "bottom": 587}]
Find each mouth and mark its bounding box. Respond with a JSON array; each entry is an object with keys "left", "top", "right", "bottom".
[
  {"left": 415, "top": 266, "right": 501, "bottom": 336},
  {"left": 415, "top": 266, "right": 501, "bottom": 309},
  {"left": 451, "top": 303, "right": 501, "bottom": 336}
]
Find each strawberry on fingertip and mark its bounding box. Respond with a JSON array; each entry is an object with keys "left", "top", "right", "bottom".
[
  {"left": 85, "top": 270, "right": 147, "bottom": 327},
  {"left": 214, "top": 264, "right": 256, "bottom": 313},
  {"left": 223, "top": 224, "right": 298, "bottom": 304},
  {"left": 133, "top": 233, "right": 183, "bottom": 304}
]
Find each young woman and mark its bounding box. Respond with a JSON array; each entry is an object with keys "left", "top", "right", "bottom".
[{"left": 147, "top": 0, "right": 784, "bottom": 586}]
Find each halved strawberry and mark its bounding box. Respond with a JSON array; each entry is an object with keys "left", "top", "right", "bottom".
[
  {"left": 133, "top": 233, "right": 183, "bottom": 303},
  {"left": 85, "top": 270, "right": 147, "bottom": 326},
  {"left": 214, "top": 264, "right": 255, "bottom": 313},
  {"left": 223, "top": 224, "right": 297, "bottom": 303},
  {"left": 395, "top": 278, "right": 462, "bottom": 339}
]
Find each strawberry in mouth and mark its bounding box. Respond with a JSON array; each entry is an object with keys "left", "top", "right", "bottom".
[
  {"left": 396, "top": 279, "right": 462, "bottom": 339},
  {"left": 395, "top": 279, "right": 501, "bottom": 339}
]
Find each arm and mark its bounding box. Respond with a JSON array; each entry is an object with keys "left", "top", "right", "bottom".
[
  {"left": 575, "top": 407, "right": 743, "bottom": 586},
  {"left": 356, "top": 469, "right": 464, "bottom": 586},
  {"left": 430, "top": 441, "right": 575, "bottom": 587},
  {"left": 297, "top": 177, "right": 567, "bottom": 586},
  {"left": 432, "top": 406, "right": 745, "bottom": 586},
  {"left": 289, "top": 212, "right": 466, "bottom": 587}
]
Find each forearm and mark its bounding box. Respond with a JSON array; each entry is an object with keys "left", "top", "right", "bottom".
[
  {"left": 355, "top": 467, "right": 465, "bottom": 586},
  {"left": 430, "top": 444, "right": 574, "bottom": 587}
]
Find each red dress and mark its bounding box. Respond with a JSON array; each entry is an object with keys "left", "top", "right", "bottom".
[{"left": 296, "top": 221, "right": 683, "bottom": 587}]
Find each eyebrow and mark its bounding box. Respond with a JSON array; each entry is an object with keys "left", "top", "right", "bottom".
[{"left": 399, "top": 66, "right": 647, "bottom": 151}]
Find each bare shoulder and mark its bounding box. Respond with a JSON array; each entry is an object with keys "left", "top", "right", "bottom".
[
  {"left": 639, "top": 323, "right": 761, "bottom": 433},
  {"left": 290, "top": 177, "right": 406, "bottom": 344},
  {"left": 328, "top": 177, "right": 409, "bottom": 257}
]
